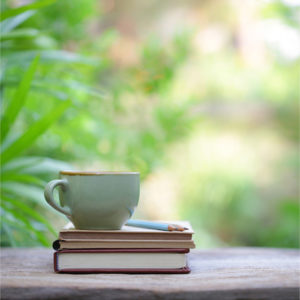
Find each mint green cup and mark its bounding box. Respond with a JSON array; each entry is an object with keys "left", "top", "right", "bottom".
[{"left": 44, "top": 171, "right": 140, "bottom": 230}]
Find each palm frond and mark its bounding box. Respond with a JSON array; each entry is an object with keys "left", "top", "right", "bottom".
[
  {"left": 0, "top": 11, "right": 35, "bottom": 34},
  {"left": 1, "top": 55, "right": 40, "bottom": 140},
  {"left": 1, "top": 99, "right": 71, "bottom": 163}
]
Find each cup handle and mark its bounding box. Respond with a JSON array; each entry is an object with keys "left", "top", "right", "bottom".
[{"left": 44, "top": 179, "right": 71, "bottom": 217}]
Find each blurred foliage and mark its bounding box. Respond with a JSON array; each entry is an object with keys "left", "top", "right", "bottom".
[
  {"left": 0, "top": 54, "right": 71, "bottom": 246},
  {"left": 0, "top": 0, "right": 299, "bottom": 248},
  {"left": 0, "top": 0, "right": 86, "bottom": 245}
]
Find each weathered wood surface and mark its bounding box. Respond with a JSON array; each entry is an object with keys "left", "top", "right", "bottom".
[{"left": 1, "top": 247, "right": 299, "bottom": 300}]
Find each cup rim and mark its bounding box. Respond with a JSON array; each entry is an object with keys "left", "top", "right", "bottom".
[{"left": 59, "top": 170, "right": 139, "bottom": 175}]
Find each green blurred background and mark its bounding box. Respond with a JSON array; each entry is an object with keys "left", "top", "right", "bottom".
[{"left": 1, "top": 0, "right": 299, "bottom": 248}]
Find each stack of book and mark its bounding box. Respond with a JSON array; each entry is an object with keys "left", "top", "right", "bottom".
[{"left": 53, "top": 221, "right": 195, "bottom": 274}]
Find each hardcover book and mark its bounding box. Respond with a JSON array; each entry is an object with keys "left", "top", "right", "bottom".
[
  {"left": 53, "top": 239, "right": 195, "bottom": 250},
  {"left": 54, "top": 248, "right": 191, "bottom": 274},
  {"left": 59, "top": 221, "right": 194, "bottom": 241}
]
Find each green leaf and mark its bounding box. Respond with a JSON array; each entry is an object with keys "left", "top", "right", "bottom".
[
  {"left": 0, "top": 215, "right": 32, "bottom": 246},
  {"left": 1, "top": 55, "right": 40, "bottom": 140},
  {"left": 1, "top": 203, "right": 50, "bottom": 246},
  {"left": 1, "top": 182, "right": 43, "bottom": 204},
  {"left": 1, "top": 99, "right": 71, "bottom": 163},
  {"left": 2, "top": 77, "right": 108, "bottom": 99},
  {"left": 0, "top": 28, "right": 39, "bottom": 41},
  {"left": 1, "top": 223, "right": 17, "bottom": 247},
  {"left": 1, "top": 156, "right": 71, "bottom": 175},
  {"left": 3, "top": 50, "right": 98, "bottom": 66},
  {"left": 0, "top": 11, "right": 35, "bottom": 34},
  {"left": 31, "top": 86, "right": 69, "bottom": 100},
  {"left": 0, "top": 0, "right": 57, "bottom": 21},
  {"left": 0, "top": 157, "right": 44, "bottom": 173},
  {"left": 1, "top": 173, "right": 46, "bottom": 187},
  {"left": 3, "top": 196, "right": 56, "bottom": 236},
  {"left": 23, "top": 158, "right": 72, "bottom": 175},
  {"left": 33, "top": 78, "right": 108, "bottom": 99}
]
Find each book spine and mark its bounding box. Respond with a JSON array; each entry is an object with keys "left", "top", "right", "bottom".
[{"left": 53, "top": 252, "right": 58, "bottom": 273}]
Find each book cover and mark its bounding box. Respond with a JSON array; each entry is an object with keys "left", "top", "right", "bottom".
[
  {"left": 52, "top": 239, "right": 196, "bottom": 250},
  {"left": 54, "top": 248, "right": 191, "bottom": 274},
  {"left": 59, "top": 221, "right": 194, "bottom": 241}
]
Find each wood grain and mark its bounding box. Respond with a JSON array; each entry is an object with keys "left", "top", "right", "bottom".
[{"left": 1, "top": 247, "right": 299, "bottom": 299}]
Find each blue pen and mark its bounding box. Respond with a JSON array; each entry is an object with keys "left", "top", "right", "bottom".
[{"left": 125, "top": 219, "right": 187, "bottom": 231}]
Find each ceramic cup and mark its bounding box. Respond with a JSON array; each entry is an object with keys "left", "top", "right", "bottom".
[{"left": 44, "top": 171, "right": 140, "bottom": 230}]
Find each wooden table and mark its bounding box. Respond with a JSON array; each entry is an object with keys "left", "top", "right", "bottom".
[{"left": 1, "top": 248, "right": 299, "bottom": 299}]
